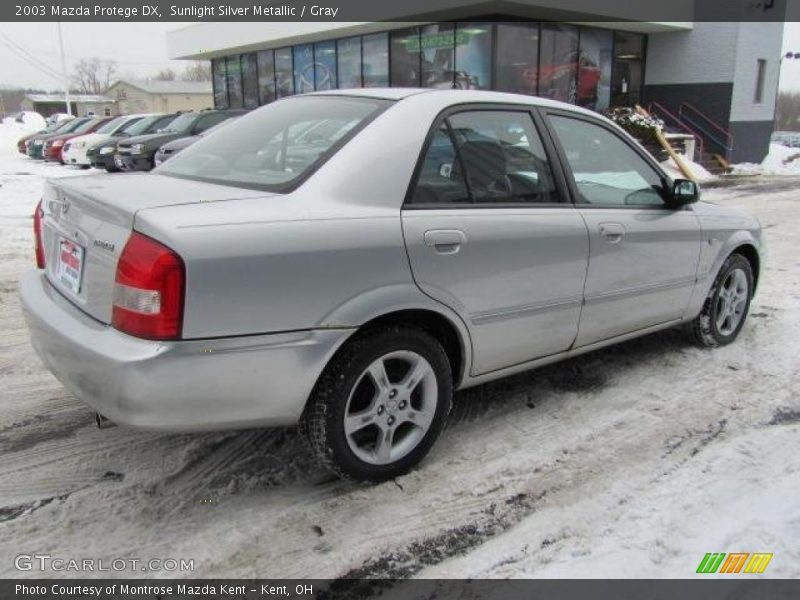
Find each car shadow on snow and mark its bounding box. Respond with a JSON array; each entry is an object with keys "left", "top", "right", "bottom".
[{"left": 145, "top": 326, "right": 691, "bottom": 506}]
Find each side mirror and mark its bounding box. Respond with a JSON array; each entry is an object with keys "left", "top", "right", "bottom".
[{"left": 671, "top": 179, "right": 699, "bottom": 205}]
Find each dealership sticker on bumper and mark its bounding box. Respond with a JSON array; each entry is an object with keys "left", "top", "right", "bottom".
[{"left": 57, "top": 238, "right": 84, "bottom": 294}]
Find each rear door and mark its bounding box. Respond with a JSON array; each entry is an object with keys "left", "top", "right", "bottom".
[
  {"left": 401, "top": 106, "right": 589, "bottom": 376},
  {"left": 543, "top": 111, "right": 703, "bottom": 346}
]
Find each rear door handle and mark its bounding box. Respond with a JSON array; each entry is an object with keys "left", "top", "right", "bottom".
[
  {"left": 598, "top": 222, "right": 625, "bottom": 244},
  {"left": 424, "top": 229, "right": 467, "bottom": 255}
]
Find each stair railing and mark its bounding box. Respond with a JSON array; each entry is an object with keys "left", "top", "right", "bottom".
[
  {"left": 648, "top": 101, "right": 705, "bottom": 159},
  {"left": 678, "top": 102, "right": 734, "bottom": 156}
]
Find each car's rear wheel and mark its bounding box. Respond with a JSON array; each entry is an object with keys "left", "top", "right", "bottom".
[
  {"left": 689, "top": 253, "right": 753, "bottom": 347},
  {"left": 303, "top": 325, "right": 452, "bottom": 482}
]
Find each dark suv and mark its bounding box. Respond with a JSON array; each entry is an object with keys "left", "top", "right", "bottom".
[{"left": 115, "top": 110, "right": 245, "bottom": 171}]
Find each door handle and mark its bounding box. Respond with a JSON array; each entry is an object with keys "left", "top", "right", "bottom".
[
  {"left": 424, "top": 229, "right": 467, "bottom": 255},
  {"left": 598, "top": 223, "right": 625, "bottom": 244}
]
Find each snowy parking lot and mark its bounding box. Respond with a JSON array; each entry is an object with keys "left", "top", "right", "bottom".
[{"left": 0, "top": 118, "right": 798, "bottom": 580}]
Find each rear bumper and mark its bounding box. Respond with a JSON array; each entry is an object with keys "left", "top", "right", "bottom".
[{"left": 20, "top": 270, "right": 352, "bottom": 431}]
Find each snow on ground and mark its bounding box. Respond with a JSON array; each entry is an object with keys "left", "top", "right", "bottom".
[
  {"left": 732, "top": 143, "right": 800, "bottom": 176},
  {"left": 660, "top": 156, "right": 717, "bottom": 183},
  {"left": 0, "top": 119, "right": 798, "bottom": 583}
]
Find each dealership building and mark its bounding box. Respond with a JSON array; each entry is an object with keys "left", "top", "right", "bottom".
[{"left": 167, "top": 1, "right": 789, "bottom": 163}]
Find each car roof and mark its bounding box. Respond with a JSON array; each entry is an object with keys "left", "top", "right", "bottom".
[{"left": 307, "top": 88, "right": 601, "bottom": 118}]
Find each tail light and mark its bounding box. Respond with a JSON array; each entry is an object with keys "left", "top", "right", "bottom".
[
  {"left": 33, "top": 200, "right": 45, "bottom": 268},
  {"left": 112, "top": 232, "right": 185, "bottom": 340}
]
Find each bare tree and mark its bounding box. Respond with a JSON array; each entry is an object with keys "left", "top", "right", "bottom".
[
  {"left": 182, "top": 61, "right": 212, "bottom": 82},
  {"left": 153, "top": 68, "right": 177, "bottom": 81},
  {"left": 776, "top": 91, "right": 800, "bottom": 131},
  {"left": 71, "top": 58, "right": 118, "bottom": 94}
]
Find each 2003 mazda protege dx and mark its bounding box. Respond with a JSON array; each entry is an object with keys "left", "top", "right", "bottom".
[{"left": 21, "top": 89, "right": 764, "bottom": 481}]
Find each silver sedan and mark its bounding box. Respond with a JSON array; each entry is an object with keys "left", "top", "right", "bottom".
[{"left": 21, "top": 89, "right": 764, "bottom": 481}]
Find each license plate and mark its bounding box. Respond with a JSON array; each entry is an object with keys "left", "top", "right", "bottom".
[{"left": 56, "top": 237, "right": 84, "bottom": 294}]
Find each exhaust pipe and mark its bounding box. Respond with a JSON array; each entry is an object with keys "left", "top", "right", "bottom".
[{"left": 95, "top": 412, "right": 117, "bottom": 430}]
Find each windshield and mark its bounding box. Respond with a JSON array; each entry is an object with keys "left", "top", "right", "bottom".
[
  {"left": 124, "top": 114, "right": 174, "bottom": 136},
  {"left": 158, "top": 96, "right": 390, "bottom": 192},
  {"left": 162, "top": 112, "right": 197, "bottom": 133},
  {"left": 59, "top": 118, "right": 91, "bottom": 133},
  {"left": 96, "top": 116, "right": 126, "bottom": 134},
  {"left": 72, "top": 118, "right": 102, "bottom": 134}
]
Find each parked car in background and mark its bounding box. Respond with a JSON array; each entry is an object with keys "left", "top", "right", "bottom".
[
  {"left": 87, "top": 113, "right": 180, "bottom": 172},
  {"left": 61, "top": 114, "right": 150, "bottom": 168},
  {"left": 27, "top": 117, "right": 92, "bottom": 160},
  {"left": 153, "top": 115, "right": 241, "bottom": 167},
  {"left": 18, "top": 119, "right": 74, "bottom": 155},
  {"left": 21, "top": 90, "right": 763, "bottom": 482},
  {"left": 116, "top": 109, "right": 245, "bottom": 171},
  {"left": 43, "top": 116, "right": 115, "bottom": 164}
]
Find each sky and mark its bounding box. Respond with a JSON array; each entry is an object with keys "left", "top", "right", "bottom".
[{"left": 1, "top": 21, "right": 800, "bottom": 91}]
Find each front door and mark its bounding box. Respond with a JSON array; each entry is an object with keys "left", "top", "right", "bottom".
[
  {"left": 402, "top": 107, "right": 589, "bottom": 375},
  {"left": 545, "top": 112, "right": 703, "bottom": 346}
]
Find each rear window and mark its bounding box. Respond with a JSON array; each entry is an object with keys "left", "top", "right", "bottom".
[{"left": 157, "top": 96, "right": 391, "bottom": 192}]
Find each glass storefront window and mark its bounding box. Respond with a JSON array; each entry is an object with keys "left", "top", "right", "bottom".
[
  {"left": 314, "top": 40, "right": 337, "bottom": 90},
  {"left": 257, "top": 50, "right": 276, "bottom": 104},
  {"left": 226, "top": 55, "right": 243, "bottom": 108},
  {"left": 539, "top": 23, "right": 579, "bottom": 104},
  {"left": 212, "top": 58, "right": 228, "bottom": 108},
  {"left": 612, "top": 32, "right": 646, "bottom": 107},
  {"left": 241, "top": 53, "right": 259, "bottom": 109},
  {"left": 421, "top": 23, "right": 455, "bottom": 88},
  {"left": 275, "top": 48, "right": 294, "bottom": 98},
  {"left": 337, "top": 36, "right": 362, "bottom": 88},
  {"left": 577, "top": 28, "right": 613, "bottom": 111},
  {"left": 455, "top": 23, "right": 493, "bottom": 90},
  {"left": 293, "top": 44, "right": 315, "bottom": 93},
  {"left": 391, "top": 27, "right": 421, "bottom": 87},
  {"left": 362, "top": 32, "right": 389, "bottom": 87},
  {"left": 495, "top": 23, "right": 539, "bottom": 95}
]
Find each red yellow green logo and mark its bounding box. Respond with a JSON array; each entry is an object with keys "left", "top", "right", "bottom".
[{"left": 696, "top": 553, "right": 773, "bottom": 574}]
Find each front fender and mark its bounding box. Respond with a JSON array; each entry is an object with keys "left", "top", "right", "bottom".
[{"left": 686, "top": 228, "right": 763, "bottom": 318}]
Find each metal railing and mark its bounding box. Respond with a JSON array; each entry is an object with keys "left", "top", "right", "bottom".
[
  {"left": 678, "top": 102, "right": 734, "bottom": 156},
  {"left": 648, "top": 101, "right": 705, "bottom": 159}
]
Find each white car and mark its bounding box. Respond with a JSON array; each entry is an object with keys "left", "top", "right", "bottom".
[{"left": 61, "top": 113, "right": 151, "bottom": 167}]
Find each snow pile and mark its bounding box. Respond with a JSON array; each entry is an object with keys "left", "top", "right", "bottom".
[
  {"left": 660, "top": 156, "right": 717, "bottom": 183},
  {"left": 0, "top": 112, "right": 46, "bottom": 157},
  {"left": 732, "top": 143, "right": 800, "bottom": 176}
]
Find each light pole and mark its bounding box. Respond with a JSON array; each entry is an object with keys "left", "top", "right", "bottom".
[{"left": 57, "top": 22, "right": 72, "bottom": 116}]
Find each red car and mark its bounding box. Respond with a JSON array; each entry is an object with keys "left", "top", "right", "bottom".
[
  {"left": 17, "top": 119, "right": 75, "bottom": 154},
  {"left": 523, "top": 50, "right": 602, "bottom": 108},
  {"left": 43, "top": 116, "right": 114, "bottom": 163}
]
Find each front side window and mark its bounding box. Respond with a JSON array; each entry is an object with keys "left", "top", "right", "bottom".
[
  {"left": 158, "top": 96, "right": 390, "bottom": 192},
  {"left": 549, "top": 115, "right": 666, "bottom": 207},
  {"left": 409, "top": 110, "right": 559, "bottom": 205}
]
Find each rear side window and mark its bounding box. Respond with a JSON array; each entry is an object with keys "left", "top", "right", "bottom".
[
  {"left": 158, "top": 96, "right": 391, "bottom": 192},
  {"left": 409, "top": 110, "right": 560, "bottom": 205},
  {"left": 193, "top": 112, "right": 231, "bottom": 134}
]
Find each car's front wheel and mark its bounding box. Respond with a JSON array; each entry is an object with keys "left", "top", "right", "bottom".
[
  {"left": 689, "top": 253, "right": 753, "bottom": 347},
  {"left": 303, "top": 326, "right": 452, "bottom": 482}
]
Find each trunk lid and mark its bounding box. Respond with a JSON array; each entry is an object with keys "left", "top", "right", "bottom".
[{"left": 41, "top": 172, "right": 272, "bottom": 324}]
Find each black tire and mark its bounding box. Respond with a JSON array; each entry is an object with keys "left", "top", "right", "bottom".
[
  {"left": 302, "top": 325, "right": 453, "bottom": 482},
  {"left": 689, "top": 253, "right": 753, "bottom": 348},
  {"left": 105, "top": 165, "right": 119, "bottom": 173}
]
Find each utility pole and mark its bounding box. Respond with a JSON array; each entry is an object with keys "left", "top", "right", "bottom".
[{"left": 57, "top": 22, "right": 72, "bottom": 116}]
